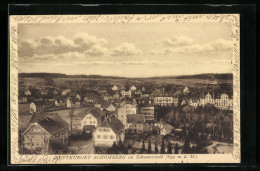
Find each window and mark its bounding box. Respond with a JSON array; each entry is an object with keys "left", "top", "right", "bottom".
[
  {"left": 31, "top": 129, "right": 34, "bottom": 132},
  {"left": 36, "top": 142, "right": 39, "bottom": 146},
  {"left": 84, "top": 121, "right": 86, "bottom": 124},
  {"left": 103, "top": 135, "right": 108, "bottom": 139},
  {"left": 41, "top": 142, "right": 43, "bottom": 146},
  {"left": 93, "top": 121, "right": 95, "bottom": 124},
  {"left": 32, "top": 142, "right": 34, "bottom": 146},
  {"left": 97, "top": 135, "right": 101, "bottom": 139},
  {"left": 41, "top": 135, "right": 43, "bottom": 138},
  {"left": 90, "top": 121, "right": 92, "bottom": 124},
  {"left": 110, "top": 135, "right": 114, "bottom": 139}
]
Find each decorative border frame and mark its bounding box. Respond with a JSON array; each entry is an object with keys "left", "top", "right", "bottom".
[{"left": 9, "top": 14, "right": 240, "bottom": 164}]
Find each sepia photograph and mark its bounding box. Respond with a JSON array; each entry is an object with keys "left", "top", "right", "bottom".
[{"left": 9, "top": 14, "right": 240, "bottom": 164}]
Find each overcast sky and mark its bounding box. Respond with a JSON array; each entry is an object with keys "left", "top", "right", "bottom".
[{"left": 18, "top": 22, "right": 233, "bottom": 77}]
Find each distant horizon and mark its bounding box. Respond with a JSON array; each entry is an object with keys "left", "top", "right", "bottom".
[{"left": 18, "top": 72, "right": 233, "bottom": 79}]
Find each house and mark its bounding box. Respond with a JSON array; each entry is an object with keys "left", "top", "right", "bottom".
[
  {"left": 154, "top": 96, "right": 174, "bottom": 106},
  {"left": 154, "top": 122, "right": 174, "bottom": 136},
  {"left": 112, "top": 85, "right": 119, "bottom": 91},
  {"left": 200, "top": 92, "right": 233, "bottom": 110},
  {"left": 113, "top": 92, "right": 120, "bottom": 100},
  {"left": 117, "top": 102, "right": 137, "bottom": 126},
  {"left": 55, "top": 99, "right": 65, "bottom": 107},
  {"left": 189, "top": 98, "right": 200, "bottom": 107},
  {"left": 130, "top": 85, "right": 137, "bottom": 91},
  {"left": 210, "top": 79, "right": 218, "bottom": 85},
  {"left": 66, "top": 99, "right": 72, "bottom": 108},
  {"left": 84, "top": 93, "right": 99, "bottom": 103},
  {"left": 173, "top": 97, "right": 179, "bottom": 106},
  {"left": 93, "top": 116, "right": 125, "bottom": 147},
  {"left": 76, "top": 94, "right": 81, "bottom": 101},
  {"left": 121, "top": 89, "right": 131, "bottom": 98},
  {"left": 73, "top": 98, "right": 81, "bottom": 108},
  {"left": 139, "top": 100, "right": 154, "bottom": 121},
  {"left": 100, "top": 101, "right": 116, "bottom": 112},
  {"left": 126, "top": 114, "right": 145, "bottom": 134},
  {"left": 183, "top": 86, "right": 190, "bottom": 95},
  {"left": 61, "top": 89, "right": 71, "bottom": 96},
  {"left": 80, "top": 110, "right": 102, "bottom": 130},
  {"left": 22, "top": 113, "right": 69, "bottom": 153},
  {"left": 52, "top": 89, "right": 59, "bottom": 95},
  {"left": 40, "top": 89, "right": 48, "bottom": 96},
  {"left": 24, "top": 90, "right": 32, "bottom": 96}
]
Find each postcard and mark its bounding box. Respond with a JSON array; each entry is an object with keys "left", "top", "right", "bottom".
[{"left": 9, "top": 14, "right": 240, "bottom": 164}]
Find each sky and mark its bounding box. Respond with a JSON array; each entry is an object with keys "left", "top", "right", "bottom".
[{"left": 18, "top": 22, "right": 233, "bottom": 77}]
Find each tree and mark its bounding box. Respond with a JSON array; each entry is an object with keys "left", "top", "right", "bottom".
[
  {"left": 154, "top": 142, "right": 159, "bottom": 154},
  {"left": 182, "top": 138, "right": 191, "bottom": 154},
  {"left": 167, "top": 142, "right": 172, "bottom": 154},
  {"left": 69, "top": 108, "right": 75, "bottom": 134},
  {"left": 140, "top": 139, "right": 145, "bottom": 153},
  {"left": 174, "top": 143, "right": 179, "bottom": 154},
  {"left": 107, "top": 141, "right": 118, "bottom": 154},
  {"left": 160, "top": 137, "right": 165, "bottom": 154},
  {"left": 147, "top": 139, "right": 152, "bottom": 154}
]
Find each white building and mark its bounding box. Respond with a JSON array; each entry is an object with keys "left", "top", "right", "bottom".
[
  {"left": 29, "top": 102, "right": 36, "bottom": 113},
  {"left": 199, "top": 92, "right": 233, "bottom": 110},
  {"left": 112, "top": 85, "right": 119, "bottom": 91},
  {"left": 117, "top": 103, "right": 136, "bottom": 126},
  {"left": 80, "top": 110, "right": 100, "bottom": 130},
  {"left": 93, "top": 116, "right": 125, "bottom": 147},
  {"left": 154, "top": 97, "right": 174, "bottom": 106},
  {"left": 66, "top": 99, "right": 72, "bottom": 108},
  {"left": 130, "top": 85, "right": 137, "bottom": 91},
  {"left": 121, "top": 89, "right": 131, "bottom": 98},
  {"left": 183, "top": 86, "right": 190, "bottom": 95}
]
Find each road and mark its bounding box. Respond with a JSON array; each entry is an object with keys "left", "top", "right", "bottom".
[{"left": 77, "top": 138, "right": 95, "bottom": 154}]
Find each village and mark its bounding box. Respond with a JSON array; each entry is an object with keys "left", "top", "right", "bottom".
[{"left": 18, "top": 76, "right": 234, "bottom": 155}]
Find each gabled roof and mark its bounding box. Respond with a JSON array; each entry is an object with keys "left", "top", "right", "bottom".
[
  {"left": 98, "top": 116, "right": 125, "bottom": 134},
  {"left": 127, "top": 114, "right": 144, "bottom": 124},
  {"left": 29, "top": 112, "right": 58, "bottom": 123},
  {"left": 81, "top": 109, "right": 103, "bottom": 120},
  {"left": 25, "top": 113, "right": 69, "bottom": 135},
  {"left": 36, "top": 114, "right": 69, "bottom": 135}
]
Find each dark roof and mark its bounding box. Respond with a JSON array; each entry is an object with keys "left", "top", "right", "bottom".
[
  {"left": 85, "top": 93, "right": 99, "bottom": 100},
  {"left": 29, "top": 112, "right": 59, "bottom": 123},
  {"left": 36, "top": 114, "right": 69, "bottom": 135},
  {"left": 101, "top": 100, "right": 111, "bottom": 109},
  {"left": 109, "top": 117, "right": 125, "bottom": 134},
  {"left": 99, "top": 119, "right": 110, "bottom": 128},
  {"left": 98, "top": 116, "right": 125, "bottom": 134},
  {"left": 19, "top": 104, "right": 30, "bottom": 114},
  {"left": 127, "top": 114, "right": 144, "bottom": 124}
]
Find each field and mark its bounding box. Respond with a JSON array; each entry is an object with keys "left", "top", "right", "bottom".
[{"left": 18, "top": 73, "right": 233, "bottom": 90}]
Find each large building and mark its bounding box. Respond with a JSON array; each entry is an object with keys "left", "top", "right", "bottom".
[
  {"left": 93, "top": 116, "right": 125, "bottom": 147},
  {"left": 117, "top": 102, "right": 137, "bottom": 126},
  {"left": 139, "top": 100, "right": 154, "bottom": 121},
  {"left": 200, "top": 92, "right": 233, "bottom": 110},
  {"left": 22, "top": 113, "right": 69, "bottom": 153},
  {"left": 154, "top": 97, "right": 174, "bottom": 106}
]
